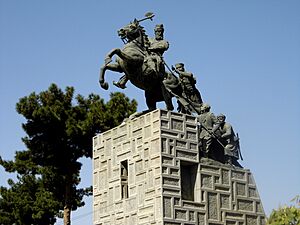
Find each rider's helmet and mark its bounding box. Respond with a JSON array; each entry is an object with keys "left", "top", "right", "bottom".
[{"left": 154, "top": 24, "right": 164, "bottom": 32}]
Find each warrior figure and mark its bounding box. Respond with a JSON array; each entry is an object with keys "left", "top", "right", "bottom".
[
  {"left": 172, "top": 63, "right": 203, "bottom": 113},
  {"left": 212, "top": 114, "right": 241, "bottom": 166},
  {"left": 198, "top": 103, "right": 217, "bottom": 157},
  {"left": 113, "top": 24, "right": 169, "bottom": 89}
]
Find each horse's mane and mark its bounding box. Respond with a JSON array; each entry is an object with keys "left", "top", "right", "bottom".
[{"left": 138, "top": 25, "right": 150, "bottom": 50}]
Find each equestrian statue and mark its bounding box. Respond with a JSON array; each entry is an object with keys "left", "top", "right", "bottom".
[{"left": 99, "top": 12, "right": 202, "bottom": 114}]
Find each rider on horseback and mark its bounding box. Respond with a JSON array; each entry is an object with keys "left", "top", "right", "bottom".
[
  {"left": 113, "top": 24, "right": 169, "bottom": 89},
  {"left": 145, "top": 24, "right": 169, "bottom": 78},
  {"left": 99, "top": 13, "right": 179, "bottom": 111}
]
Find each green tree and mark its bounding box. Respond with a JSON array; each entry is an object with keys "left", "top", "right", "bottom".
[
  {"left": 267, "top": 196, "right": 300, "bottom": 225},
  {"left": 0, "top": 175, "right": 60, "bottom": 225},
  {"left": 0, "top": 84, "right": 137, "bottom": 225}
]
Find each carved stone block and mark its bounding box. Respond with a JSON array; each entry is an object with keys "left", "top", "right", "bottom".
[{"left": 93, "top": 110, "right": 266, "bottom": 225}]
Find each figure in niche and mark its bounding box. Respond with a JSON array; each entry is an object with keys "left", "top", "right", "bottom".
[
  {"left": 212, "top": 114, "right": 242, "bottom": 167},
  {"left": 172, "top": 63, "right": 203, "bottom": 114},
  {"left": 198, "top": 103, "right": 217, "bottom": 157}
]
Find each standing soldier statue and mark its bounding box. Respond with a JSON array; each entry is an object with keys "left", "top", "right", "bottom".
[
  {"left": 212, "top": 114, "right": 242, "bottom": 167},
  {"left": 198, "top": 103, "right": 217, "bottom": 157},
  {"left": 172, "top": 63, "right": 203, "bottom": 114}
]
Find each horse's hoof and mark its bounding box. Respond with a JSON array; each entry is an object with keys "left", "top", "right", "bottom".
[{"left": 100, "top": 81, "right": 109, "bottom": 90}]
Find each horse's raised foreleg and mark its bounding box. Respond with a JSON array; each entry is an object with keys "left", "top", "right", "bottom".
[
  {"left": 99, "top": 62, "right": 123, "bottom": 90},
  {"left": 100, "top": 48, "right": 127, "bottom": 90},
  {"left": 104, "top": 48, "right": 120, "bottom": 63},
  {"left": 107, "top": 47, "right": 142, "bottom": 63}
]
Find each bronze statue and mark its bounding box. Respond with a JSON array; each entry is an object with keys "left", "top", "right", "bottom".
[
  {"left": 212, "top": 114, "right": 241, "bottom": 166},
  {"left": 99, "top": 13, "right": 177, "bottom": 111},
  {"left": 113, "top": 24, "right": 169, "bottom": 89},
  {"left": 98, "top": 13, "right": 245, "bottom": 165},
  {"left": 99, "top": 13, "right": 204, "bottom": 114},
  {"left": 198, "top": 103, "right": 217, "bottom": 157},
  {"left": 172, "top": 63, "right": 203, "bottom": 114},
  {"left": 147, "top": 24, "right": 169, "bottom": 76}
]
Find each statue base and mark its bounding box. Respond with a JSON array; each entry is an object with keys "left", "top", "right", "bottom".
[{"left": 93, "top": 109, "right": 266, "bottom": 225}]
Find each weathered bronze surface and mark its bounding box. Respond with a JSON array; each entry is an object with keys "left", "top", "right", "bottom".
[{"left": 98, "top": 13, "right": 242, "bottom": 166}]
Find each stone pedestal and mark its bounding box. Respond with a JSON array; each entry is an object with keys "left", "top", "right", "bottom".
[{"left": 93, "top": 109, "right": 266, "bottom": 225}]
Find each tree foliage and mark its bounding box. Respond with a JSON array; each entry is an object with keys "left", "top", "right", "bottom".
[
  {"left": 0, "top": 84, "right": 137, "bottom": 225},
  {"left": 267, "top": 195, "right": 300, "bottom": 225},
  {"left": 0, "top": 175, "right": 60, "bottom": 225}
]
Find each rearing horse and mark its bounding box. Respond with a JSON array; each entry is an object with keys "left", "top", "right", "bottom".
[{"left": 99, "top": 18, "right": 176, "bottom": 111}]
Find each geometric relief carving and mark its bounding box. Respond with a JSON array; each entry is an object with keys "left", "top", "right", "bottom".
[
  {"left": 222, "top": 169, "right": 230, "bottom": 185},
  {"left": 190, "top": 142, "right": 197, "bottom": 150},
  {"left": 144, "top": 125, "right": 151, "bottom": 138},
  {"left": 162, "top": 129, "right": 179, "bottom": 138},
  {"left": 201, "top": 174, "right": 213, "bottom": 188},
  {"left": 175, "top": 209, "right": 187, "bottom": 220},
  {"left": 99, "top": 170, "right": 107, "bottom": 190},
  {"left": 248, "top": 174, "right": 255, "bottom": 185},
  {"left": 256, "top": 202, "right": 263, "bottom": 213},
  {"left": 202, "top": 165, "right": 220, "bottom": 174},
  {"left": 165, "top": 222, "right": 181, "bottom": 225},
  {"left": 170, "top": 168, "right": 179, "bottom": 176},
  {"left": 214, "top": 176, "right": 220, "bottom": 184},
  {"left": 232, "top": 171, "right": 245, "bottom": 180},
  {"left": 208, "top": 192, "right": 218, "bottom": 220},
  {"left": 226, "top": 212, "right": 244, "bottom": 220},
  {"left": 260, "top": 216, "right": 266, "bottom": 225},
  {"left": 220, "top": 194, "right": 230, "bottom": 209},
  {"left": 150, "top": 138, "right": 160, "bottom": 154},
  {"left": 162, "top": 156, "right": 173, "bottom": 166},
  {"left": 93, "top": 109, "right": 266, "bottom": 225},
  {"left": 162, "top": 138, "right": 167, "bottom": 153},
  {"left": 163, "top": 188, "right": 180, "bottom": 195},
  {"left": 171, "top": 119, "right": 184, "bottom": 131},
  {"left": 238, "top": 199, "right": 254, "bottom": 212},
  {"left": 161, "top": 119, "right": 169, "bottom": 128},
  {"left": 176, "top": 150, "right": 198, "bottom": 160},
  {"left": 198, "top": 213, "right": 206, "bottom": 225},
  {"left": 186, "top": 115, "right": 196, "bottom": 123},
  {"left": 249, "top": 187, "right": 258, "bottom": 198},
  {"left": 189, "top": 211, "right": 195, "bottom": 221},
  {"left": 163, "top": 177, "right": 179, "bottom": 186},
  {"left": 215, "top": 185, "right": 230, "bottom": 192},
  {"left": 135, "top": 159, "right": 143, "bottom": 173},
  {"left": 94, "top": 157, "right": 100, "bottom": 169},
  {"left": 182, "top": 201, "right": 205, "bottom": 210},
  {"left": 174, "top": 198, "right": 181, "bottom": 206},
  {"left": 176, "top": 140, "right": 187, "bottom": 148},
  {"left": 246, "top": 215, "right": 258, "bottom": 225},
  {"left": 225, "top": 221, "right": 236, "bottom": 225},
  {"left": 236, "top": 183, "right": 246, "bottom": 196},
  {"left": 163, "top": 197, "right": 172, "bottom": 218},
  {"left": 187, "top": 131, "right": 197, "bottom": 140}
]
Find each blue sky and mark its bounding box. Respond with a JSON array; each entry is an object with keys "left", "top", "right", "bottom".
[{"left": 0, "top": 1, "right": 299, "bottom": 224}]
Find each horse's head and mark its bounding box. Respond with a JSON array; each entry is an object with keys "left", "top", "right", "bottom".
[{"left": 118, "top": 19, "right": 142, "bottom": 42}]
